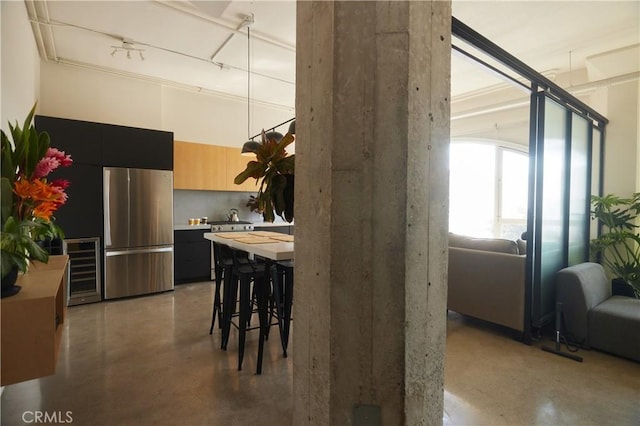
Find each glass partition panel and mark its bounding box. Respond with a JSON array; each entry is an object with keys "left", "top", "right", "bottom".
[
  {"left": 567, "top": 114, "right": 590, "bottom": 266},
  {"left": 535, "top": 98, "right": 567, "bottom": 325},
  {"left": 590, "top": 128, "right": 602, "bottom": 242}
]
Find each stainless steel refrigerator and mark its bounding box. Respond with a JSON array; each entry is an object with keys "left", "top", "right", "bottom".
[{"left": 103, "top": 167, "right": 174, "bottom": 299}]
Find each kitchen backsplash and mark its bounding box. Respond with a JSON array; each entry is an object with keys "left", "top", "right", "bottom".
[{"left": 173, "top": 189, "right": 291, "bottom": 225}]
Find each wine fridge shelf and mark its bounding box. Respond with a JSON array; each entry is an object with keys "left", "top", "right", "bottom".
[{"left": 63, "top": 237, "right": 102, "bottom": 306}]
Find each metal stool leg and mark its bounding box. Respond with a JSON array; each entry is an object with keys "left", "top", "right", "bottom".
[
  {"left": 281, "top": 264, "right": 294, "bottom": 355},
  {"left": 237, "top": 275, "right": 251, "bottom": 370},
  {"left": 256, "top": 274, "right": 269, "bottom": 374},
  {"left": 221, "top": 268, "right": 237, "bottom": 351},
  {"left": 209, "top": 263, "right": 223, "bottom": 334}
]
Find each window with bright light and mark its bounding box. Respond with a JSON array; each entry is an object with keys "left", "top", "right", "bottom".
[{"left": 449, "top": 141, "right": 529, "bottom": 240}]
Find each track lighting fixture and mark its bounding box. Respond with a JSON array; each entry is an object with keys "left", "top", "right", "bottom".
[{"left": 110, "top": 38, "right": 145, "bottom": 61}]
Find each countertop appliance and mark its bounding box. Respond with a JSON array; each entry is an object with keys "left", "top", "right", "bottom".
[
  {"left": 103, "top": 167, "right": 174, "bottom": 299},
  {"left": 226, "top": 209, "right": 240, "bottom": 222},
  {"left": 208, "top": 220, "right": 254, "bottom": 232}
]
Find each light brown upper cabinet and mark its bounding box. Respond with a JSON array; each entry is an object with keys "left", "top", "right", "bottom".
[
  {"left": 174, "top": 141, "right": 258, "bottom": 192},
  {"left": 227, "top": 147, "right": 261, "bottom": 192}
]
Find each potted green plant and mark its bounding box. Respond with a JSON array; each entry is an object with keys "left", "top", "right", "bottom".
[
  {"left": 1, "top": 103, "right": 72, "bottom": 297},
  {"left": 235, "top": 130, "right": 294, "bottom": 223},
  {"left": 590, "top": 192, "right": 640, "bottom": 298}
]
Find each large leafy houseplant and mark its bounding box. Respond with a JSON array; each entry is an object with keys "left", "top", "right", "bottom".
[
  {"left": 235, "top": 130, "right": 294, "bottom": 223},
  {"left": 1, "top": 104, "right": 72, "bottom": 283},
  {"left": 590, "top": 192, "right": 640, "bottom": 298}
]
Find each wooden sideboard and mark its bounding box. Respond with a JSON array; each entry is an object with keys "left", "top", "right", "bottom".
[{"left": 1, "top": 255, "right": 69, "bottom": 386}]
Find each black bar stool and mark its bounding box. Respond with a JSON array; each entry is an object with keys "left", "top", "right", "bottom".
[
  {"left": 209, "top": 242, "right": 228, "bottom": 334},
  {"left": 220, "top": 247, "right": 270, "bottom": 373},
  {"left": 270, "top": 260, "right": 294, "bottom": 357},
  {"left": 210, "top": 243, "right": 253, "bottom": 344}
]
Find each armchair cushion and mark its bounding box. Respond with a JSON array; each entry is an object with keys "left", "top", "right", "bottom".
[
  {"left": 589, "top": 296, "right": 640, "bottom": 361},
  {"left": 448, "top": 233, "right": 519, "bottom": 255}
]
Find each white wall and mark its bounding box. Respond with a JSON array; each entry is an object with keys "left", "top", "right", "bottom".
[
  {"left": 604, "top": 80, "right": 640, "bottom": 196},
  {"left": 1, "top": 1, "right": 40, "bottom": 133},
  {"left": 602, "top": 80, "right": 640, "bottom": 196},
  {"left": 39, "top": 62, "right": 162, "bottom": 130},
  {"left": 39, "top": 61, "right": 294, "bottom": 148},
  {"left": 161, "top": 86, "right": 293, "bottom": 147}
]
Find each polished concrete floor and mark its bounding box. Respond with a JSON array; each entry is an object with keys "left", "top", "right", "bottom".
[{"left": 1, "top": 281, "right": 638, "bottom": 425}]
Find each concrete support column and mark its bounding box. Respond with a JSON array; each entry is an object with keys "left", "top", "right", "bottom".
[{"left": 294, "top": 1, "right": 451, "bottom": 425}]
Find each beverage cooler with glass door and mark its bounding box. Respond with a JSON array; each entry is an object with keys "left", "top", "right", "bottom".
[{"left": 63, "top": 237, "right": 102, "bottom": 306}]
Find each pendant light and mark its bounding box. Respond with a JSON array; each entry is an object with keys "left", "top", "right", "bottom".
[{"left": 241, "top": 17, "right": 259, "bottom": 156}]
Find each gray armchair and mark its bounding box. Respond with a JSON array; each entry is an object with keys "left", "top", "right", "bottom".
[{"left": 556, "top": 262, "right": 640, "bottom": 362}]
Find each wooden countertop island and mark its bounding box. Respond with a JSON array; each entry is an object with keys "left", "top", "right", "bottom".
[{"left": 1, "top": 255, "right": 69, "bottom": 386}]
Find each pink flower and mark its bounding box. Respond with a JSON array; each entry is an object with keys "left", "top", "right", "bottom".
[
  {"left": 33, "top": 156, "right": 60, "bottom": 178},
  {"left": 52, "top": 186, "right": 68, "bottom": 205},
  {"left": 46, "top": 148, "right": 73, "bottom": 167},
  {"left": 32, "top": 148, "right": 73, "bottom": 178},
  {"left": 51, "top": 179, "right": 70, "bottom": 190}
]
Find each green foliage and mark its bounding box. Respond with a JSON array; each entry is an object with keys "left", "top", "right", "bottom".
[
  {"left": 0, "top": 103, "right": 63, "bottom": 279},
  {"left": 1, "top": 216, "right": 63, "bottom": 278},
  {"left": 1, "top": 104, "right": 50, "bottom": 226},
  {"left": 590, "top": 193, "right": 640, "bottom": 297},
  {"left": 235, "top": 131, "right": 295, "bottom": 223}
]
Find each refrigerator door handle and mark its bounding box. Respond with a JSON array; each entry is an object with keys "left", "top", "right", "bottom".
[
  {"left": 104, "top": 168, "right": 112, "bottom": 247},
  {"left": 106, "top": 246, "right": 173, "bottom": 257}
]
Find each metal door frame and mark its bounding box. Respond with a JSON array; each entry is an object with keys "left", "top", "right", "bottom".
[{"left": 452, "top": 17, "right": 608, "bottom": 341}]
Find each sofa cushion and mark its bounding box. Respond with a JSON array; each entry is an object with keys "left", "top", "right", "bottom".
[
  {"left": 516, "top": 239, "right": 527, "bottom": 255},
  {"left": 448, "top": 233, "right": 519, "bottom": 255},
  {"left": 588, "top": 296, "right": 640, "bottom": 362}
]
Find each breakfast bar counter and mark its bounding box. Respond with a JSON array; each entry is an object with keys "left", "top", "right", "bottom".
[{"left": 204, "top": 232, "right": 294, "bottom": 261}]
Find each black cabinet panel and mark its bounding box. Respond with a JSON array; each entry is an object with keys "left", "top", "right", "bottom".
[
  {"left": 35, "top": 116, "right": 102, "bottom": 165},
  {"left": 48, "top": 164, "right": 103, "bottom": 239},
  {"left": 174, "top": 230, "right": 211, "bottom": 284},
  {"left": 35, "top": 115, "right": 173, "bottom": 170},
  {"left": 102, "top": 124, "right": 173, "bottom": 170},
  {"left": 175, "top": 228, "right": 210, "bottom": 243}
]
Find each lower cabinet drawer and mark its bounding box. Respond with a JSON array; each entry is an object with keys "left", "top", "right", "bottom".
[{"left": 174, "top": 237, "right": 211, "bottom": 284}]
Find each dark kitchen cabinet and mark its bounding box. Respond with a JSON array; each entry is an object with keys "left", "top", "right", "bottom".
[
  {"left": 174, "top": 230, "right": 211, "bottom": 284},
  {"left": 101, "top": 124, "right": 173, "bottom": 170},
  {"left": 35, "top": 115, "right": 174, "bottom": 170},
  {"left": 48, "top": 164, "right": 103, "bottom": 239},
  {"left": 35, "top": 116, "right": 102, "bottom": 165}
]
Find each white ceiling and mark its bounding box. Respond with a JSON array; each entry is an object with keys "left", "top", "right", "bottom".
[
  {"left": 451, "top": 1, "right": 640, "bottom": 98},
  {"left": 25, "top": 1, "right": 640, "bottom": 110}
]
